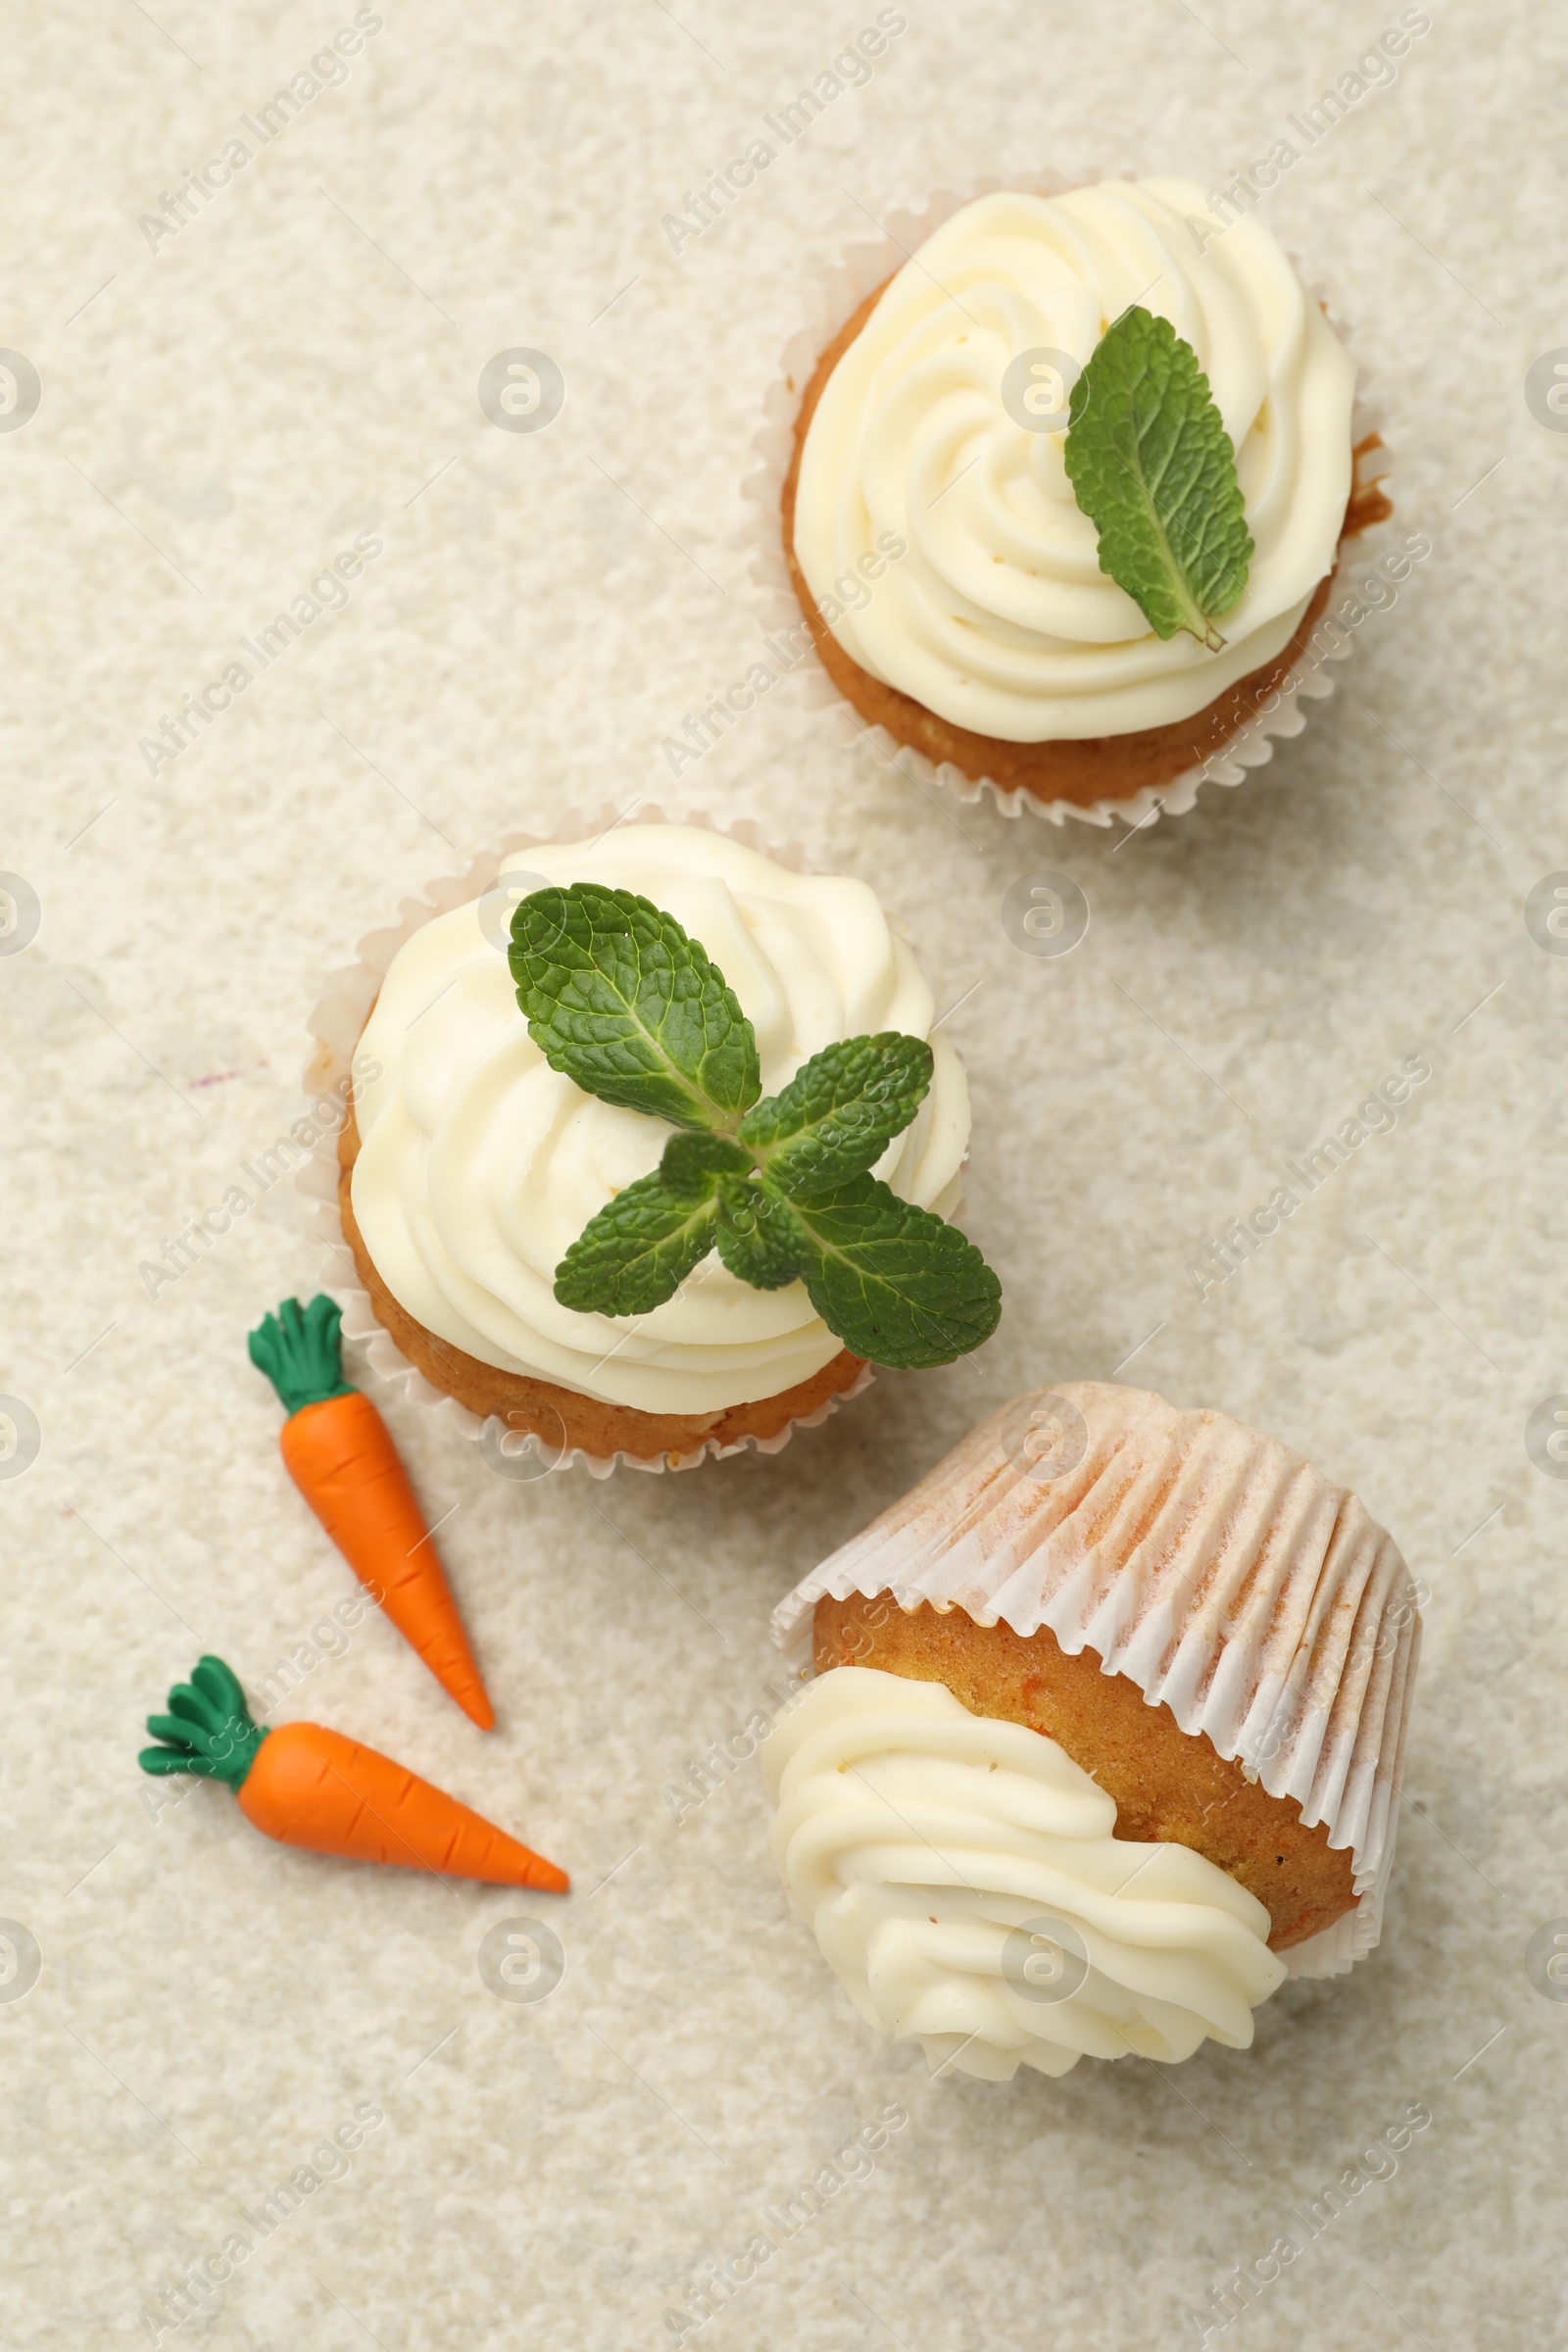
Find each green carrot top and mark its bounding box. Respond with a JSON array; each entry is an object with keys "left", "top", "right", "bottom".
[
  {"left": 248, "top": 1294, "right": 357, "bottom": 1416},
  {"left": 139, "top": 1655, "right": 268, "bottom": 1788}
]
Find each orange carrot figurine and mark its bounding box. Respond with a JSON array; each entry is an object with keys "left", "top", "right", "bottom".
[
  {"left": 249, "top": 1296, "right": 494, "bottom": 1731},
  {"left": 139, "top": 1655, "right": 567, "bottom": 1889}
]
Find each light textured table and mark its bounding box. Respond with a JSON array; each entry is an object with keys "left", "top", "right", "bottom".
[{"left": 3, "top": 3, "right": 1564, "bottom": 2346}]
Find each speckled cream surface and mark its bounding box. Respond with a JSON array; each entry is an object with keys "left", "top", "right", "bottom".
[{"left": 3, "top": 5, "right": 1566, "bottom": 2348}]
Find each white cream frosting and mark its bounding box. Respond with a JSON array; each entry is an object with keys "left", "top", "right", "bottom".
[
  {"left": 761, "top": 1667, "right": 1286, "bottom": 2080},
  {"left": 349, "top": 826, "right": 970, "bottom": 1416},
  {"left": 793, "top": 178, "right": 1356, "bottom": 742}
]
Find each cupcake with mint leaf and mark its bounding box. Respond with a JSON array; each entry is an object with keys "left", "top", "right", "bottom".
[
  {"left": 773, "top": 175, "right": 1391, "bottom": 824},
  {"left": 332, "top": 823, "right": 999, "bottom": 1471}
]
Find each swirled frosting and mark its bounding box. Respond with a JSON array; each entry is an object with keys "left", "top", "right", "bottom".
[
  {"left": 761, "top": 1667, "right": 1286, "bottom": 2079},
  {"left": 350, "top": 827, "right": 969, "bottom": 1415},
  {"left": 793, "top": 179, "right": 1356, "bottom": 742}
]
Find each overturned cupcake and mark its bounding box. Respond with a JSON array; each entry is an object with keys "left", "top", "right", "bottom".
[
  {"left": 338, "top": 823, "right": 999, "bottom": 1471},
  {"left": 762, "top": 1383, "right": 1421, "bottom": 2080},
  {"left": 780, "top": 177, "right": 1392, "bottom": 820}
]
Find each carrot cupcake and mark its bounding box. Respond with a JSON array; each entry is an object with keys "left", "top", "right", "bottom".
[
  {"left": 781, "top": 177, "right": 1392, "bottom": 817},
  {"left": 763, "top": 1382, "right": 1421, "bottom": 2078},
  {"left": 335, "top": 823, "right": 999, "bottom": 1471}
]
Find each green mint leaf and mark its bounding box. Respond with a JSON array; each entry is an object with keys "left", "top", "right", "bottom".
[
  {"left": 553, "top": 1135, "right": 750, "bottom": 1317},
  {"left": 511, "top": 883, "right": 761, "bottom": 1132},
  {"left": 736, "top": 1033, "right": 934, "bottom": 1195},
  {"left": 553, "top": 1174, "right": 716, "bottom": 1316},
  {"left": 765, "top": 1174, "right": 1002, "bottom": 1370},
  {"left": 660, "top": 1131, "right": 755, "bottom": 1195},
  {"left": 714, "top": 1178, "right": 807, "bottom": 1291},
  {"left": 1062, "top": 307, "right": 1253, "bottom": 651}
]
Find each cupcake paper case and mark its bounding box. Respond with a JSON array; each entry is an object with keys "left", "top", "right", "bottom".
[
  {"left": 300, "top": 810, "right": 976, "bottom": 1477},
  {"left": 763, "top": 1382, "right": 1422, "bottom": 2082},
  {"left": 748, "top": 172, "right": 1396, "bottom": 832}
]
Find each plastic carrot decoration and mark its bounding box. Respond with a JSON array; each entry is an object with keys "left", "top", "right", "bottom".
[
  {"left": 248, "top": 1296, "right": 494, "bottom": 1731},
  {"left": 139, "top": 1656, "right": 567, "bottom": 1889}
]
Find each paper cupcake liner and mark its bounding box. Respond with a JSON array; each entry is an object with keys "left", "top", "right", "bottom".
[
  {"left": 771, "top": 1382, "right": 1421, "bottom": 1980},
  {"left": 297, "top": 807, "right": 877, "bottom": 1479},
  {"left": 743, "top": 172, "right": 1394, "bottom": 833}
]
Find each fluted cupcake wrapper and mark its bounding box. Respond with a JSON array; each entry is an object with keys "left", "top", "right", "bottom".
[
  {"left": 297, "top": 807, "right": 875, "bottom": 1479},
  {"left": 772, "top": 1381, "right": 1421, "bottom": 1979},
  {"left": 743, "top": 171, "right": 1394, "bottom": 834}
]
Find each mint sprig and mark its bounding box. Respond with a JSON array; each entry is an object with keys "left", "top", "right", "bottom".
[
  {"left": 1062, "top": 306, "right": 1253, "bottom": 652},
  {"left": 510, "top": 885, "right": 1002, "bottom": 1371}
]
